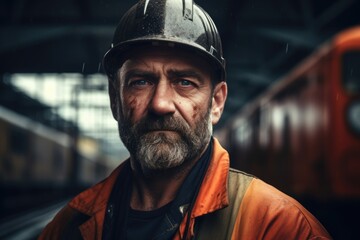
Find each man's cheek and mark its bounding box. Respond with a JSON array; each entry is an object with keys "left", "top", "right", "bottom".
[{"left": 124, "top": 96, "right": 146, "bottom": 122}]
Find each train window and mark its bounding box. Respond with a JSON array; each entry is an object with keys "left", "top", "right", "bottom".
[{"left": 342, "top": 51, "right": 360, "bottom": 93}]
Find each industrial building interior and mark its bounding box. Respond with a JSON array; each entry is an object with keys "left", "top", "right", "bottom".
[{"left": 0, "top": 0, "right": 359, "bottom": 239}]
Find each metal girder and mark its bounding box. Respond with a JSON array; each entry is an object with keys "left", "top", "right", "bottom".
[
  {"left": 254, "top": 27, "right": 320, "bottom": 48},
  {"left": 313, "top": 0, "right": 356, "bottom": 30},
  {"left": 228, "top": 70, "right": 274, "bottom": 85},
  {"left": 0, "top": 25, "right": 114, "bottom": 54}
]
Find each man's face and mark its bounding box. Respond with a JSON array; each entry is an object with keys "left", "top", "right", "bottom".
[{"left": 109, "top": 47, "right": 226, "bottom": 174}]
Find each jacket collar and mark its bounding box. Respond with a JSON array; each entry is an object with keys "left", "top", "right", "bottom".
[
  {"left": 191, "top": 138, "right": 230, "bottom": 217},
  {"left": 177, "top": 138, "right": 230, "bottom": 239},
  {"left": 68, "top": 162, "right": 126, "bottom": 216}
]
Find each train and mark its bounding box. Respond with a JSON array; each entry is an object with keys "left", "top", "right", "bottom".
[
  {"left": 216, "top": 27, "right": 360, "bottom": 200},
  {"left": 0, "top": 105, "right": 117, "bottom": 218}
]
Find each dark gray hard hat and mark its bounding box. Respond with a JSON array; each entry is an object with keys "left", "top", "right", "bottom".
[{"left": 103, "top": 0, "right": 226, "bottom": 82}]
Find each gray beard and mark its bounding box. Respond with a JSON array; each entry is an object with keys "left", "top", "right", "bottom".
[{"left": 118, "top": 110, "right": 212, "bottom": 173}]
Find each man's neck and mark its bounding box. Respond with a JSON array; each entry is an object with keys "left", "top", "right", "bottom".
[{"left": 129, "top": 157, "right": 198, "bottom": 211}]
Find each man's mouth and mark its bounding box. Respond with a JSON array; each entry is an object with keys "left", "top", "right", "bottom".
[{"left": 145, "top": 129, "right": 178, "bottom": 134}]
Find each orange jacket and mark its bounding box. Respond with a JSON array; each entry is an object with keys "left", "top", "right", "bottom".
[{"left": 39, "top": 138, "right": 331, "bottom": 239}]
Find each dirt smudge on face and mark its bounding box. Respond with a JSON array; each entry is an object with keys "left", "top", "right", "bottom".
[
  {"left": 124, "top": 96, "right": 139, "bottom": 121},
  {"left": 128, "top": 97, "right": 137, "bottom": 108},
  {"left": 192, "top": 104, "right": 198, "bottom": 119}
]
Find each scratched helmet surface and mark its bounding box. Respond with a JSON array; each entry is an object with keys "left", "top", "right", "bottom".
[{"left": 103, "top": 0, "right": 226, "bottom": 81}]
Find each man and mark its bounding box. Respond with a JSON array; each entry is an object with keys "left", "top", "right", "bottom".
[{"left": 39, "top": 0, "right": 331, "bottom": 239}]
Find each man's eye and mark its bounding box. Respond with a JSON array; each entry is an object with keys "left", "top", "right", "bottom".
[
  {"left": 129, "top": 79, "right": 150, "bottom": 86},
  {"left": 178, "top": 79, "right": 194, "bottom": 86}
]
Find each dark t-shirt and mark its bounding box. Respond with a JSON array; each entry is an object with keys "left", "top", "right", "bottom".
[{"left": 126, "top": 202, "right": 172, "bottom": 240}]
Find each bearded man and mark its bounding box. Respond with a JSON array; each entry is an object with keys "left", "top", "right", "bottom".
[{"left": 39, "top": 0, "right": 331, "bottom": 239}]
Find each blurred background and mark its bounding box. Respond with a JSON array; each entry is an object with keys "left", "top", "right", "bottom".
[{"left": 0, "top": 0, "right": 359, "bottom": 239}]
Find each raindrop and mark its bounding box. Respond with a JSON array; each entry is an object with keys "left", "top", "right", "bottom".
[
  {"left": 82, "top": 63, "right": 85, "bottom": 73},
  {"left": 285, "top": 43, "right": 289, "bottom": 53}
]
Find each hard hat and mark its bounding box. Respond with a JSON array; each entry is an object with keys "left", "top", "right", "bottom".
[{"left": 103, "top": 0, "right": 226, "bottom": 82}]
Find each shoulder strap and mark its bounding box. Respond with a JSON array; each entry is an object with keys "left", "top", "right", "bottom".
[{"left": 195, "top": 169, "right": 253, "bottom": 240}]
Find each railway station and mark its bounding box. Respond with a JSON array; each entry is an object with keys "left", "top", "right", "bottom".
[{"left": 0, "top": 0, "right": 359, "bottom": 239}]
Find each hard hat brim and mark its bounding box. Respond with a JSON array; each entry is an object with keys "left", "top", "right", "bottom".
[{"left": 103, "top": 38, "right": 226, "bottom": 82}]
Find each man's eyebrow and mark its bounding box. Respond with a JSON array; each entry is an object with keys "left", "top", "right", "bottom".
[
  {"left": 123, "top": 69, "right": 158, "bottom": 82},
  {"left": 167, "top": 69, "right": 204, "bottom": 82}
]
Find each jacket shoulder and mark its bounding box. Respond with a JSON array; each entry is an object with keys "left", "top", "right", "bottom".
[
  {"left": 38, "top": 204, "right": 89, "bottom": 240},
  {"left": 233, "top": 178, "right": 332, "bottom": 239}
]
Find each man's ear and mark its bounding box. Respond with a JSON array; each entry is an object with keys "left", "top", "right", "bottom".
[
  {"left": 108, "top": 78, "right": 119, "bottom": 121},
  {"left": 211, "top": 82, "right": 227, "bottom": 125}
]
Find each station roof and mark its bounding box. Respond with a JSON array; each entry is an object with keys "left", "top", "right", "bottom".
[{"left": 1, "top": 0, "right": 359, "bottom": 128}]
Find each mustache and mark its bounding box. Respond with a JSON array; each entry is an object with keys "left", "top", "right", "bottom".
[{"left": 132, "top": 115, "right": 190, "bottom": 135}]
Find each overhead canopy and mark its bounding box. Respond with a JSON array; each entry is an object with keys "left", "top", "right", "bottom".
[{"left": 1, "top": 0, "right": 359, "bottom": 126}]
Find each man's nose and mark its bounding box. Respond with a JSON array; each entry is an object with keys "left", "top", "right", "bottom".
[{"left": 149, "top": 80, "right": 176, "bottom": 115}]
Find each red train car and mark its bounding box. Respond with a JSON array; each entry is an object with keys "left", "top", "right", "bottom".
[{"left": 216, "top": 27, "right": 360, "bottom": 200}]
